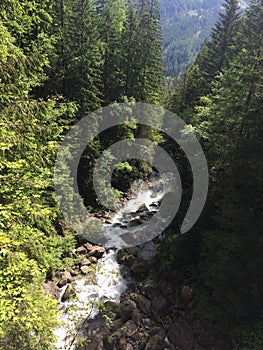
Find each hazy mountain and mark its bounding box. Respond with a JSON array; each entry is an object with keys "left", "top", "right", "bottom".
[{"left": 160, "top": 0, "right": 249, "bottom": 78}]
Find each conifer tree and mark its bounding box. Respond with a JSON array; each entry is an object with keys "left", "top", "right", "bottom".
[
  {"left": 95, "top": 0, "right": 127, "bottom": 104},
  {"left": 129, "top": 0, "right": 163, "bottom": 103},
  {"left": 194, "top": 0, "right": 263, "bottom": 320},
  {"left": 0, "top": 1, "right": 76, "bottom": 348}
]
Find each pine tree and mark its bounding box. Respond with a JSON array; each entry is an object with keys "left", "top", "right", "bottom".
[
  {"left": 128, "top": 0, "right": 163, "bottom": 103},
  {"left": 42, "top": 0, "right": 103, "bottom": 116},
  {"left": 95, "top": 0, "right": 127, "bottom": 104},
  {"left": 195, "top": 0, "right": 263, "bottom": 320}
]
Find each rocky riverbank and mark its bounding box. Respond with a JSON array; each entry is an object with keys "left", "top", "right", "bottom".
[
  {"left": 44, "top": 174, "right": 233, "bottom": 350},
  {"left": 71, "top": 245, "right": 232, "bottom": 350}
]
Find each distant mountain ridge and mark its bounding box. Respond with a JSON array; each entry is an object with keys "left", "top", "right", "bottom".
[{"left": 159, "top": 0, "right": 249, "bottom": 78}]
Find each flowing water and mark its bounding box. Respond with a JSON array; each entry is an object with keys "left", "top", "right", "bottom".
[
  {"left": 54, "top": 250, "right": 127, "bottom": 349},
  {"left": 54, "top": 175, "right": 170, "bottom": 349}
]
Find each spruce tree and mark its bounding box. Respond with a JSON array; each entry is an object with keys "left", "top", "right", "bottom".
[
  {"left": 129, "top": 0, "right": 163, "bottom": 103},
  {"left": 95, "top": 0, "right": 127, "bottom": 104},
  {"left": 195, "top": 0, "right": 263, "bottom": 320}
]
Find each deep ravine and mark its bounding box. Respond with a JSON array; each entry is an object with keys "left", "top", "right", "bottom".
[{"left": 54, "top": 176, "right": 165, "bottom": 350}]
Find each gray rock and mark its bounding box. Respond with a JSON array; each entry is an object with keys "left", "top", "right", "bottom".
[
  {"left": 120, "top": 320, "right": 138, "bottom": 337},
  {"left": 119, "top": 300, "right": 138, "bottom": 322},
  {"left": 130, "top": 293, "right": 151, "bottom": 316}
]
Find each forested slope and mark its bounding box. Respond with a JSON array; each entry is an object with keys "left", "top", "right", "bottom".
[
  {"left": 0, "top": 0, "right": 262, "bottom": 348},
  {"left": 0, "top": 0, "right": 163, "bottom": 348},
  {"left": 158, "top": 0, "right": 263, "bottom": 346},
  {"left": 160, "top": 0, "right": 249, "bottom": 78}
]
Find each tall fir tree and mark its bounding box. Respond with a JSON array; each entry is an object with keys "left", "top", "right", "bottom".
[{"left": 193, "top": 0, "right": 262, "bottom": 320}]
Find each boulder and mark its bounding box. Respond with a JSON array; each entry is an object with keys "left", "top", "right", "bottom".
[
  {"left": 106, "top": 329, "right": 122, "bottom": 348},
  {"left": 120, "top": 320, "right": 138, "bottom": 337},
  {"left": 84, "top": 329, "right": 105, "bottom": 350},
  {"left": 140, "top": 279, "right": 158, "bottom": 300},
  {"left": 57, "top": 270, "right": 73, "bottom": 288},
  {"left": 145, "top": 334, "right": 166, "bottom": 350},
  {"left": 90, "top": 256, "right": 98, "bottom": 264},
  {"left": 80, "top": 265, "right": 91, "bottom": 274},
  {"left": 117, "top": 251, "right": 136, "bottom": 267},
  {"left": 84, "top": 242, "right": 93, "bottom": 252},
  {"left": 137, "top": 204, "right": 149, "bottom": 213},
  {"left": 88, "top": 246, "right": 105, "bottom": 259},
  {"left": 130, "top": 331, "right": 148, "bottom": 349},
  {"left": 167, "top": 320, "right": 194, "bottom": 350},
  {"left": 57, "top": 278, "right": 67, "bottom": 288},
  {"left": 151, "top": 295, "right": 169, "bottom": 317},
  {"left": 70, "top": 267, "right": 79, "bottom": 276},
  {"left": 80, "top": 258, "right": 92, "bottom": 266},
  {"left": 110, "top": 318, "right": 124, "bottom": 332},
  {"left": 130, "top": 293, "right": 151, "bottom": 316},
  {"left": 148, "top": 326, "right": 166, "bottom": 338},
  {"left": 118, "top": 337, "right": 133, "bottom": 350},
  {"left": 119, "top": 300, "right": 138, "bottom": 322},
  {"left": 181, "top": 285, "right": 193, "bottom": 302},
  {"left": 118, "top": 338, "right": 133, "bottom": 350},
  {"left": 131, "top": 307, "right": 142, "bottom": 326},
  {"left": 130, "top": 260, "right": 150, "bottom": 277},
  {"left": 129, "top": 218, "right": 145, "bottom": 227},
  {"left": 104, "top": 301, "right": 121, "bottom": 316},
  {"left": 44, "top": 281, "right": 60, "bottom": 300},
  {"left": 61, "top": 283, "right": 76, "bottom": 302},
  {"left": 75, "top": 246, "right": 87, "bottom": 255}
]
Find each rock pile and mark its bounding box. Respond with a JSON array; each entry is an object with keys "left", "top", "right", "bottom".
[{"left": 44, "top": 243, "right": 106, "bottom": 302}]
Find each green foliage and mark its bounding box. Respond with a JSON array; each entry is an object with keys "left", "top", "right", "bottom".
[
  {"left": 233, "top": 321, "right": 263, "bottom": 349},
  {"left": 172, "top": 0, "right": 242, "bottom": 119},
  {"left": 160, "top": 0, "right": 250, "bottom": 78},
  {"left": 0, "top": 1, "right": 78, "bottom": 348},
  {"left": 159, "top": 0, "right": 263, "bottom": 334},
  {"left": 0, "top": 235, "right": 58, "bottom": 350}
]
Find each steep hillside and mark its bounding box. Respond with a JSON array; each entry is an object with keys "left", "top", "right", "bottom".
[{"left": 160, "top": 0, "right": 249, "bottom": 78}]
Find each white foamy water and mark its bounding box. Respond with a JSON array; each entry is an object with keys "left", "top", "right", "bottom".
[
  {"left": 54, "top": 174, "right": 170, "bottom": 349},
  {"left": 54, "top": 250, "right": 127, "bottom": 350}
]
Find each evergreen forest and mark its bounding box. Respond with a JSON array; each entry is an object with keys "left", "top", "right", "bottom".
[{"left": 0, "top": 0, "right": 262, "bottom": 349}]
